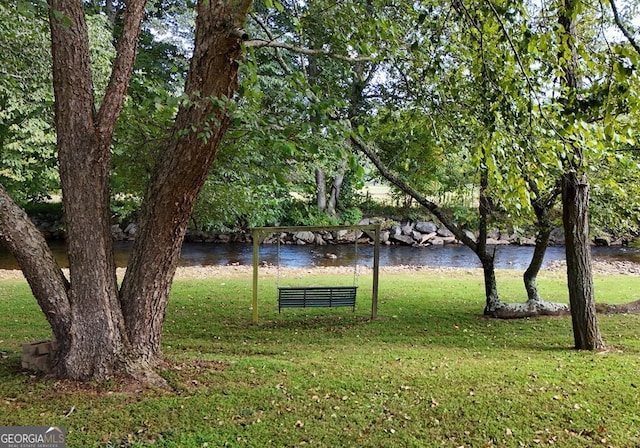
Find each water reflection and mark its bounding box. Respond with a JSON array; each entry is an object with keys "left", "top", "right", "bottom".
[{"left": 0, "top": 240, "right": 638, "bottom": 270}]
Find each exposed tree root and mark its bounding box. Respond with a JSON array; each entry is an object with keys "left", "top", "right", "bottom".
[
  {"left": 485, "top": 299, "right": 571, "bottom": 319},
  {"left": 486, "top": 298, "right": 640, "bottom": 318},
  {"left": 128, "top": 368, "right": 172, "bottom": 391},
  {"left": 124, "top": 358, "right": 173, "bottom": 391},
  {"left": 596, "top": 299, "right": 640, "bottom": 315}
]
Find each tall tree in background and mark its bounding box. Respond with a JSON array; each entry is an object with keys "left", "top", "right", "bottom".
[
  {"left": 243, "top": 0, "right": 383, "bottom": 219},
  {"left": 353, "top": 0, "right": 631, "bottom": 328},
  {"left": 353, "top": 0, "right": 566, "bottom": 317},
  {"left": 0, "top": 0, "right": 252, "bottom": 382}
]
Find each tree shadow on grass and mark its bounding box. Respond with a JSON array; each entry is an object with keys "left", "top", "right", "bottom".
[
  {"left": 258, "top": 313, "right": 372, "bottom": 332},
  {"left": 201, "top": 296, "right": 633, "bottom": 355},
  {"left": 0, "top": 351, "right": 23, "bottom": 377}
]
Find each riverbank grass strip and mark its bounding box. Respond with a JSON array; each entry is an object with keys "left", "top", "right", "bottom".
[{"left": 1, "top": 271, "right": 639, "bottom": 447}]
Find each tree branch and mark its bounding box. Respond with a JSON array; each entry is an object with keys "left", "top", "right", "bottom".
[
  {"left": 244, "top": 39, "right": 375, "bottom": 63},
  {"left": 350, "top": 132, "right": 477, "bottom": 251},
  {"left": 0, "top": 183, "right": 71, "bottom": 334},
  {"left": 609, "top": 0, "right": 640, "bottom": 54},
  {"left": 248, "top": 12, "right": 292, "bottom": 75},
  {"left": 96, "top": 0, "right": 147, "bottom": 144}
]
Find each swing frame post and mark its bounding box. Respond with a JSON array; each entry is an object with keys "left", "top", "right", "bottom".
[{"left": 251, "top": 224, "right": 381, "bottom": 323}]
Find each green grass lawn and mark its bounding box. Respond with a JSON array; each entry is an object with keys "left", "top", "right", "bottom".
[{"left": 1, "top": 270, "right": 639, "bottom": 447}]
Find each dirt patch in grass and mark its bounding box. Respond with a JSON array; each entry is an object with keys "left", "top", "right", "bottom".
[
  {"left": 16, "top": 358, "right": 230, "bottom": 400},
  {"left": 164, "top": 359, "right": 229, "bottom": 389}
]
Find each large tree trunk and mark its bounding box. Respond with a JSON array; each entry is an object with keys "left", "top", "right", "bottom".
[
  {"left": 119, "top": 0, "right": 252, "bottom": 364},
  {"left": 562, "top": 172, "right": 604, "bottom": 349},
  {"left": 48, "top": 0, "right": 146, "bottom": 379}
]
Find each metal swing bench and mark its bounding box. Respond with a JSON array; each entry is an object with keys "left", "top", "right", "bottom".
[
  {"left": 276, "top": 229, "right": 359, "bottom": 313},
  {"left": 251, "top": 225, "right": 381, "bottom": 322},
  {"left": 277, "top": 285, "right": 358, "bottom": 312}
]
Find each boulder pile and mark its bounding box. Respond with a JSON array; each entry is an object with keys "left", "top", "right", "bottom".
[
  {"left": 180, "top": 218, "right": 628, "bottom": 247},
  {"left": 35, "top": 214, "right": 626, "bottom": 247},
  {"left": 254, "top": 219, "right": 552, "bottom": 247}
]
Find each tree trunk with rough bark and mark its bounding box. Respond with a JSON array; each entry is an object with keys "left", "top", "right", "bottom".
[
  {"left": 562, "top": 172, "right": 604, "bottom": 349},
  {"left": 48, "top": 0, "right": 146, "bottom": 380},
  {"left": 315, "top": 167, "right": 327, "bottom": 211},
  {"left": 0, "top": 0, "right": 252, "bottom": 382},
  {"left": 558, "top": 0, "right": 604, "bottom": 350},
  {"left": 120, "top": 0, "right": 251, "bottom": 362}
]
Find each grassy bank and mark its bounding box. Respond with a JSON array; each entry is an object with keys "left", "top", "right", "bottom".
[{"left": 1, "top": 270, "right": 639, "bottom": 447}]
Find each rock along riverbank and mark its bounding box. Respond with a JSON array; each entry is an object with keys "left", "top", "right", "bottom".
[{"left": 31, "top": 211, "right": 632, "bottom": 249}]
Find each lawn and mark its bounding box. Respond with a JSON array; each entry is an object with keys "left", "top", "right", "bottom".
[{"left": 1, "top": 269, "right": 639, "bottom": 447}]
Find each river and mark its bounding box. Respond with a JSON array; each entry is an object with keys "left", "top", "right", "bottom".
[{"left": 0, "top": 241, "right": 639, "bottom": 270}]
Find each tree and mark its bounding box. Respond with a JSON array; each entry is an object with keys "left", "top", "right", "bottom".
[
  {"left": 557, "top": 0, "right": 604, "bottom": 350},
  {"left": 351, "top": 0, "right": 625, "bottom": 328},
  {"left": 0, "top": 0, "right": 252, "bottom": 382},
  {"left": 349, "top": 0, "right": 565, "bottom": 318}
]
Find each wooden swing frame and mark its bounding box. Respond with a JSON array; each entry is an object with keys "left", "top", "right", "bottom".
[{"left": 251, "top": 224, "right": 381, "bottom": 322}]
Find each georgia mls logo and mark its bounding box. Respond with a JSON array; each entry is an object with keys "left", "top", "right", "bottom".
[{"left": 0, "top": 426, "right": 66, "bottom": 448}]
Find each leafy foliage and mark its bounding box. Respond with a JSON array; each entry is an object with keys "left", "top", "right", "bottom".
[
  {"left": 0, "top": 2, "right": 118, "bottom": 203},
  {"left": 0, "top": 0, "right": 56, "bottom": 202}
]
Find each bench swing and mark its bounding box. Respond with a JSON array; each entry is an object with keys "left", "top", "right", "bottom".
[
  {"left": 251, "top": 224, "right": 381, "bottom": 323},
  {"left": 275, "top": 234, "right": 359, "bottom": 313}
]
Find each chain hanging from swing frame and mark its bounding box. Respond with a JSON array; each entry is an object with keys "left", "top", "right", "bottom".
[
  {"left": 252, "top": 224, "right": 381, "bottom": 323},
  {"left": 275, "top": 229, "right": 359, "bottom": 287}
]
